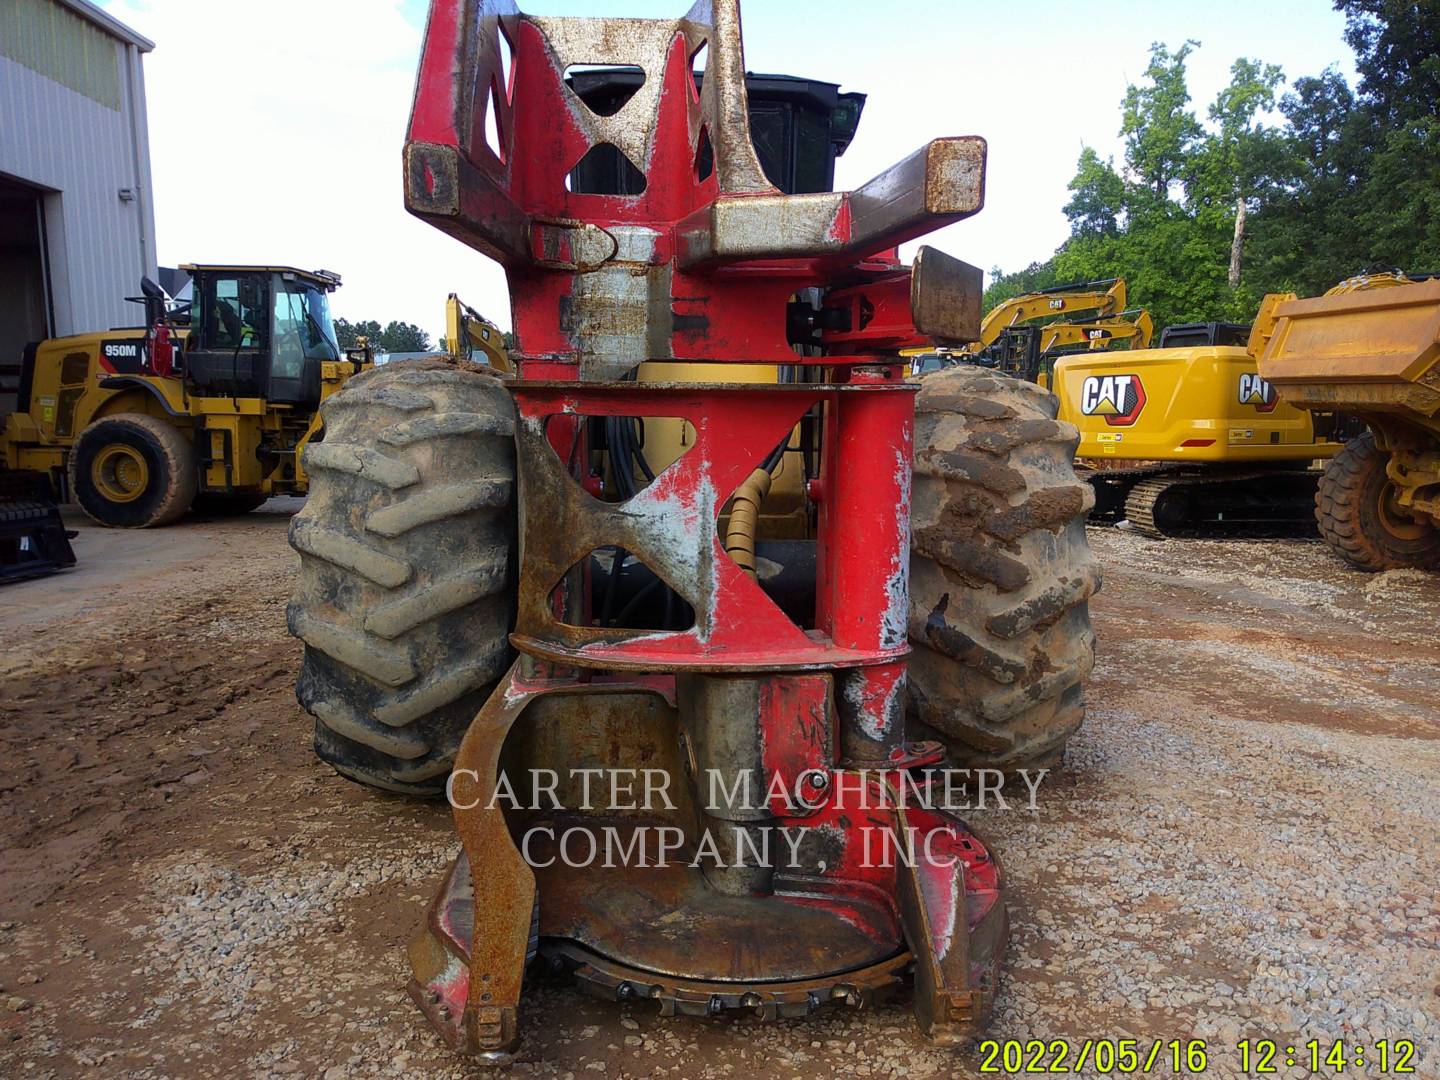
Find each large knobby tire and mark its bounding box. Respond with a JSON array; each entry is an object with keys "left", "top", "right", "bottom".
[
  {"left": 69, "top": 413, "right": 197, "bottom": 528},
  {"left": 287, "top": 359, "right": 516, "bottom": 795},
  {"left": 1315, "top": 431, "right": 1440, "bottom": 571},
  {"left": 908, "top": 368, "right": 1101, "bottom": 770}
]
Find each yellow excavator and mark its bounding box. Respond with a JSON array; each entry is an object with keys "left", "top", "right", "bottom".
[
  {"left": 0, "top": 265, "right": 370, "bottom": 530},
  {"left": 1041, "top": 311, "right": 1154, "bottom": 356},
  {"left": 1003, "top": 309, "right": 1154, "bottom": 387},
  {"left": 910, "top": 279, "right": 1140, "bottom": 377},
  {"left": 966, "top": 278, "right": 1130, "bottom": 353},
  {"left": 1252, "top": 271, "right": 1440, "bottom": 569},
  {"left": 1053, "top": 315, "right": 1353, "bottom": 537},
  {"left": 443, "top": 293, "right": 511, "bottom": 371}
]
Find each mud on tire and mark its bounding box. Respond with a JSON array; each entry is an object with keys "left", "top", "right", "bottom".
[
  {"left": 1315, "top": 430, "right": 1440, "bottom": 572},
  {"left": 287, "top": 359, "right": 516, "bottom": 795},
  {"left": 69, "top": 412, "right": 197, "bottom": 528},
  {"left": 907, "top": 368, "right": 1101, "bottom": 770}
]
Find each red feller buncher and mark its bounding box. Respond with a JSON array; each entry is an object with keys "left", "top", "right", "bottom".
[{"left": 287, "top": 0, "right": 1098, "bottom": 1059}]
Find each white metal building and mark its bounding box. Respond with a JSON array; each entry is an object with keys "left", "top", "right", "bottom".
[{"left": 0, "top": 0, "right": 157, "bottom": 379}]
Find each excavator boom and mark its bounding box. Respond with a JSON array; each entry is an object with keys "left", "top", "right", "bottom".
[
  {"left": 1040, "top": 309, "right": 1153, "bottom": 354},
  {"left": 443, "top": 294, "right": 512, "bottom": 372},
  {"left": 969, "top": 278, "right": 1127, "bottom": 351}
]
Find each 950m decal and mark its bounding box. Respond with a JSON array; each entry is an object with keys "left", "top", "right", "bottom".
[
  {"left": 1079, "top": 373, "right": 1146, "bottom": 426},
  {"left": 99, "top": 339, "right": 146, "bottom": 375}
]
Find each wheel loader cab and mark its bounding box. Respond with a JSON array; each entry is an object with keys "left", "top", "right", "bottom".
[{"left": 183, "top": 266, "right": 341, "bottom": 408}]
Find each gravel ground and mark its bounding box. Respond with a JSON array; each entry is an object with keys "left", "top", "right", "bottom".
[{"left": 0, "top": 512, "right": 1436, "bottom": 1078}]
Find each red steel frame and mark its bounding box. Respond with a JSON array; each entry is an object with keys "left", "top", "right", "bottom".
[{"left": 401, "top": 0, "right": 1004, "bottom": 1059}]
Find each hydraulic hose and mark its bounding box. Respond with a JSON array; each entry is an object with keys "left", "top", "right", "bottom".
[{"left": 723, "top": 467, "right": 773, "bottom": 579}]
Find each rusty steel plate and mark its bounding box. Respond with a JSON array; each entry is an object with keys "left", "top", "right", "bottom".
[{"left": 528, "top": 821, "right": 902, "bottom": 982}]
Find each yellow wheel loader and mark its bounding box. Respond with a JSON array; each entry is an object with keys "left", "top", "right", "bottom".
[
  {"left": 1254, "top": 273, "right": 1440, "bottom": 570},
  {"left": 0, "top": 265, "right": 371, "bottom": 529},
  {"left": 1052, "top": 320, "right": 1349, "bottom": 537}
]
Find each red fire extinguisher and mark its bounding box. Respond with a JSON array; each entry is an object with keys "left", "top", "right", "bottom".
[{"left": 148, "top": 323, "right": 175, "bottom": 378}]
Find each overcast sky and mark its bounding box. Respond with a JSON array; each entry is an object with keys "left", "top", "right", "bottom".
[{"left": 102, "top": 0, "right": 1356, "bottom": 340}]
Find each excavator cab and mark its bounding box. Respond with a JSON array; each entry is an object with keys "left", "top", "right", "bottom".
[
  {"left": 1157, "top": 322, "right": 1251, "bottom": 349},
  {"left": 180, "top": 265, "right": 342, "bottom": 408}
]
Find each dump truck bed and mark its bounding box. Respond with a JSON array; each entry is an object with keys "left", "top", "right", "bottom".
[{"left": 1257, "top": 278, "right": 1440, "bottom": 435}]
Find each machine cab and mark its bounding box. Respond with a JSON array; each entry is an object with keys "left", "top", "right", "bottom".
[{"left": 181, "top": 265, "right": 342, "bottom": 408}]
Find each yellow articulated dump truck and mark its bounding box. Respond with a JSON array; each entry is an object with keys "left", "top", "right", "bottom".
[
  {"left": 1253, "top": 273, "right": 1440, "bottom": 570},
  {"left": 0, "top": 265, "right": 371, "bottom": 529},
  {"left": 1053, "top": 321, "right": 1350, "bottom": 537}
]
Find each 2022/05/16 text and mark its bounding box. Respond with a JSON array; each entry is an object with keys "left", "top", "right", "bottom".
[{"left": 977, "top": 1037, "right": 1418, "bottom": 1073}]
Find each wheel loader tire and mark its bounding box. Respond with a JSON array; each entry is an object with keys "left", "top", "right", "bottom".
[
  {"left": 907, "top": 368, "right": 1101, "bottom": 771},
  {"left": 287, "top": 359, "right": 516, "bottom": 795},
  {"left": 69, "top": 413, "right": 197, "bottom": 528},
  {"left": 1315, "top": 431, "right": 1440, "bottom": 572},
  {"left": 192, "top": 491, "right": 268, "bottom": 517}
]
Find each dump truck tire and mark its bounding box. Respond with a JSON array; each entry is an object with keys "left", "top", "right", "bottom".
[
  {"left": 69, "top": 413, "right": 197, "bottom": 528},
  {"left": 287, "top": 359, "right": 516, "bottom": 795},
  {"left": 908, "top": 368, "right": 1101, "bottom": 770},
  {"left": 1315, "top": 431, "right": 1440, "bottom": 571},
  {"left": 192, "top": 491, "right": 269, "bottom": 517}
]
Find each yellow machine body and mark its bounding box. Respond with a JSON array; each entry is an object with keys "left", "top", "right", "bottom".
[
  {"left": 1254, "top": 277, "right": 1440, "bottom": 443},
  {"left": 1, "top": 328, "right": 362, "bottom": 496},
  {"left": 1, "top": 265, "right": 371, "bottom": 524},
  {"left": 1254, "top": 275, "right": 1440, "bottom": 539},
  {"left": 444, "top": 293, "right": 512, "bottom": 373},
  {"left": 1053, "top": 345, "right": 1341, "bottom": 463}
]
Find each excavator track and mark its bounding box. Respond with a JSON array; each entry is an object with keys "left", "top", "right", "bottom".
[
  {"left": 1123, "top": 469, "right": 1321, "bottom": 540},
  {"left": 1080, "top": 465, "right": 1175, "bottom": 523}
]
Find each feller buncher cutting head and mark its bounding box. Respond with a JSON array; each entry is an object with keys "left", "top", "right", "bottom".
[
  {"left": 0, "top": 265, "right": 370, "bottom": 529},
  {"left": 1253, "top": 272, "right": 1440, "bottom": 570},
  {"left": 288, "top": 0, "right": 1101, "bottom": 1060}
]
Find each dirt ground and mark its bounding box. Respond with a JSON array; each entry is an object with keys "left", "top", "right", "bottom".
[{"left": 0, "top": 507, "right": 1436, "bottom": 1079}]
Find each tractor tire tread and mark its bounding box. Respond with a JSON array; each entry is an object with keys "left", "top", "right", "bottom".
[
  {"left": 1315, "top": 431, "right": 1440, "bottom": 571},
  {"left": 288, "top": 359, "right": 516, "bottom": 796},
  {"left": 908, "top": 368, "right": 1100, "bottom": 770},
  {"left": 68, "top": 412, "right": 197, "bottom": 528}
]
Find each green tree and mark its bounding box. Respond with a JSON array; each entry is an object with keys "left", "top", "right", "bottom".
[
  {"left": 1064, "top": 148, "right": 1126, "bottom": 238},
  {"left": 1051, "top": 40, "right": 1236, "bottom": 328},
  {"left": 1340, "top": 0, "right": 1440, "bottom": 125},
  {"left": 334, "top": 318, "right": 433, "bottom": 352},
  {"left": 1333, "top": 0, "right": 1440, "bottom": 276},
  {"left": 1250, "top": 1, "right": 1440, "bottom": 292},
  {"left": 1121, "top": 42, "right": 1204, "bottom": 198},
  {"left": 1246, "top": 69, "right": 1362, "bottom": 293},
  {"left": 334, "top": 317, "right": 382, "bottom": 349},
  {"left": 378, "top": 321, "right": 432, "bottom": 352},
  {"left": 990, "top": 3, "right": 1440, "bottom": 332}
]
